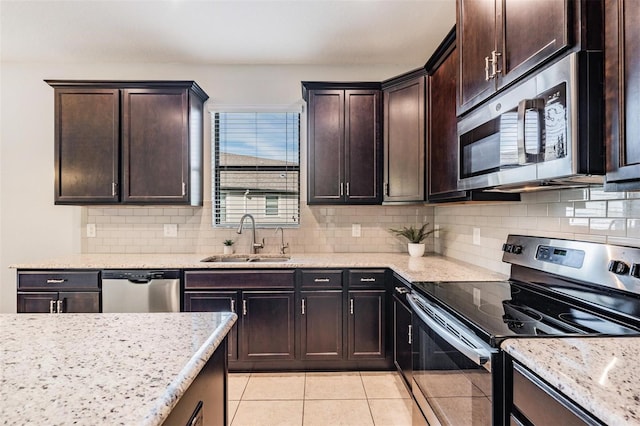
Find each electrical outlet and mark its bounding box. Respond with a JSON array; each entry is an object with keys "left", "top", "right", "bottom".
[
  {"left": 434, "top": 224, "right": 440, "bottom": 239},
  {"left": 86, "top": 223, "right": 96, "bottom": 238},
  {"left": 352, "top": 223, "right": 361, "bottom": 237},
  {"left": 473, "top": 288, "right": 481, "bottom": 306},
  {"left": 164, "top": 224, "right": 178, "bottom": 237},
  {"left": 473, "top": 228, "right": 481, "bottom": 245}
]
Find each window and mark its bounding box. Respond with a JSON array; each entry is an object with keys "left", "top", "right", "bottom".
[{"left": 212, "top": 111, "right": 300, "bottom": 227}]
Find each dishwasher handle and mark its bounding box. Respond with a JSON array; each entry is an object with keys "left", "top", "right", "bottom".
[{"left": 128, "top": 278, "right": 151, "bottom": 284}]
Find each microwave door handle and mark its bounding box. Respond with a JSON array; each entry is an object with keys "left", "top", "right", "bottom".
[{"left": 517, "top": 98, "right": 545, "bottom": 165}]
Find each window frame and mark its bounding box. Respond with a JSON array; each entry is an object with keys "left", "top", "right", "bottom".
[{"left": 210, "top": 105, "right": 301, "bottom": 229}]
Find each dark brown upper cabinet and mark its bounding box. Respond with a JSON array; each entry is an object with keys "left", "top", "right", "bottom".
[
  {"left": 302, "top": 82, "right": 382, "bottom": 205},
  {"left": 604, "top": 0, "right": 640, "bottom": 191},
  {"left": 382, "top": 70, "right": 426, "bottom": 203},
  {"left": 457, "top": 0, "right": 600, "bottom": 115},
  {"left": 47, "top": 80, "right": 208, "bottom": 206},
  {"left": 427, "top": 27, "right": 520, "bottom": 203}
]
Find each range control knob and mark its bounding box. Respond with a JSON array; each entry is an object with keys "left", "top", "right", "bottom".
[
  {"left": 511, "top": 245, "right": 523, "bottom": 254},
  {"left": 502, "top": 244, "right": 512, "bottom": 253},
  {"left": 608, "top": 260, "right": 630, "bottom": 275}
]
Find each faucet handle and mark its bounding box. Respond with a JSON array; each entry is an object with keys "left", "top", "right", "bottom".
[
  {"left": 280, "top": 242, "right": 289, "bottom": 255},
  {"left": 253, "top": 238, "right": 265, "bottom": 250}
]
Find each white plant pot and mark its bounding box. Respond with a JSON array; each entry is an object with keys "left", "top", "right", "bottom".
[
  {"left": 408, "top": 243, "right": 425, "bottom": 257},
  {"left": 223, "top": 246, "right": 234, "bottom": 255}
]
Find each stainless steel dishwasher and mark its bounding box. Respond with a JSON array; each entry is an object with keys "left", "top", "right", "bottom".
[{"left": 102, "top": 270, "right": 180, "bottom": 313}]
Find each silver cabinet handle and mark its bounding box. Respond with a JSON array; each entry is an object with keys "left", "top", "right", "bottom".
[
  {"left": 314, "top": 278, "right": 330, "bottom": 283},
  {"left": 408, "top": 324, "right": 412, "bottom": 344},
  {"left": 301, "top": 299, "right": 306, "bottom": 315},
  {"left": 49, "top": 300, "right": 56, "bottom": 314},
  {"left": 346, "top": 182, "right": 350, "bottom": 196},
  {"left": 384, "top": 182, "right": 389, "bottom": 196},
  {"left": 360, "top": 277, "right": 376, "bottom": 282},
  {"left": 491, "top": 50, "right": 502, "bottom": 77},
  {"left": 350, "top": 299, "right": 354, "bottom": 315},
  {"left": 112, "top": 182, "right": 117, "bottom": 197},
  {"left": 56, "top": 300, "right": 63, "bottom": 314},
  {"left": 230, "top": 299, "right": 235, "bottom": 313},
  {"left": 394, "top": 286, "right": 409, "bottom": 294},
  {"left": 182, "top": 182, "right": 186, "bottom": 196},
  {"left": 340, "top": 182, "right": 344, "bottom": 196},
  {"left": 46, "top": 279, "right": 66, "bottom": 284},
  {"left": 242, "top": 299, "right": 247, "bottom": 316},
  {"left": 485, "top": 55, "right": 491, "bottom": 81}
]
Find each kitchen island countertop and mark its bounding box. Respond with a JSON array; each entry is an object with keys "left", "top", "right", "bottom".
[
  {"left": 502, "top": 337, "right": 640, "bottom": 425},
  {"left": 0, "top": 312, "right": 237, "bottom": 425},
  {"left": 11, "top": 252, "right": 507, "bottom": 283}
]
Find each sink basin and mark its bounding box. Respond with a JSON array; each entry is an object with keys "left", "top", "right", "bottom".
[{"left": 201, "top": 256, "right": 290, "bottom": 263}]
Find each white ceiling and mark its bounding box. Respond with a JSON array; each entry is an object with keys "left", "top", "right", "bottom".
[{"left": 1, "top": 0, "right": 456, "bottom": 66}]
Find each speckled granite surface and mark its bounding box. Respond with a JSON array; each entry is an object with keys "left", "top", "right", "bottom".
[
  {"left": 502, "top": 337, "right": 640, "bottom": 425},
  {"left": 0, "top": 312, "right": 237, "bottom": 426},
  {"left": 10, "top": 252, "right": 507, "bottom": 283}
]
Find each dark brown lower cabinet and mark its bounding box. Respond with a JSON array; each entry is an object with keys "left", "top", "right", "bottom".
[
  {"left": 241, "top": 291, "right": 295, "bottom": 361},
  {"left": 184, "top": 291, "right": 238, "bottom": 361},
  {"left": 300, "top": 290, "right": 343, "bottom": 360},
  {"left": 17, "top": 291, "right": 99, "bottom": 313},
  {"left": 348, "top": 290, "right": 386, "bottom": 359}
]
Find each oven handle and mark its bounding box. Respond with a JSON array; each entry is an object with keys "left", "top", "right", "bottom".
[
  {"left": 516, "top": 98, "right": 545, "bottom": 165},
  {"left": 407, "top": 294, "right": 494, "bottom": 370}
]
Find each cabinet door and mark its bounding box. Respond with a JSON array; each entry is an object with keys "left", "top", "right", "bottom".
[
  {"left": 499, "top": 0, "right": 570, "bottom": 88},
  {"left": 54, "top": 88, "right": 119, "bottom": 204},
  {"left": 184, "top": 291, "right": 239, "bottom": 361},
  {"left": 307, "top": 90, "right": 345, "bottom": 204},
  {"left": 384, "top": 78, "right": 425, "bottom": 202},
  {"left": 59, "top": 292, "right": 100, "bottom": 313},
  {"left": 393, "top": 295, "right": 412, "bottom": 385},
  {"left": 240, "top": 291, "right": 295, "bottom": 361},
  {"left": 605, "top": 0, "right": 640, "bottom": 189},
  {"left": 17, "top": 292, "right": 57, "bottom": 313},
  {"left": 300, "top": 290, "right": 343, "bottom": 360},
  {"left": 345, "top": 90, "right": 382, "bottom": 203},
  {"left": 429, "top": 44, "right": 467, "bottom": 200},
  {"left": 347, "top": 290, "right": 386, "bottom": 359},
  {"left": 457, "top": 0, "right": 497, "bottom": 112},
  {"left": 122, "top": 88, "right": 189, "bottom": 203}
]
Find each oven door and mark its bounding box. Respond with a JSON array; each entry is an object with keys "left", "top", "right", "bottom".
[{"left": 407, "top": 293, "right": 496, "bottom": 426}]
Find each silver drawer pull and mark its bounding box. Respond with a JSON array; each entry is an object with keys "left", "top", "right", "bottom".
[
  {"left": 49, "top": 300, "right": 55, "bottom": 314},
  {"left": 314, "top": 278, "right": 330, "bottom": 283},
  {"left": 301, "top": 299, "right": 306, "bottom": 315},
  {"left": 360, "top": 277, "right": 376, "bottom": 282},
  {"left": 394, "top": 286, "right": 409, "bottom": 294},
  {"left": 46, "top": 279, "right": 66, "bottom": 284},
  {"left": 56, "top": 300, "right": 63, "bottom": 314}
]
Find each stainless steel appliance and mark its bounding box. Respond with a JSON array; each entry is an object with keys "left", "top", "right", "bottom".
[
  {"left": 457, "top": 51, "right": 603, "bottom": 192},
  {"left": 408, "top": 235, "right": 640, "bottom": 425},
  {"left": 102, "top": 270, "right": 180, "bottom": 313}
]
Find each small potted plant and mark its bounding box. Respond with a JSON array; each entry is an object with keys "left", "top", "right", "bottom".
[
  {"left": 223, "top": 239, "right": 235, "bottom": 255},
  {"left": 389, "top": 224, "right": 434, "bottom": 257}
]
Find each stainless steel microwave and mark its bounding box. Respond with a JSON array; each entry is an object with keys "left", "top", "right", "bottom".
[{"left": 457, "top": 51, "right": 604, "bottom": 192}]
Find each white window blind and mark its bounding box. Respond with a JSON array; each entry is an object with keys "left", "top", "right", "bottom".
[{"left": 212, "top": 111, "right": 300, "bottom": 227}]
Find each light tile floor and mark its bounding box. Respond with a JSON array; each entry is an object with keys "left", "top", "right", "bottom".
[{"left": 228, "top": 371, "right": 413, "bottom": 426}]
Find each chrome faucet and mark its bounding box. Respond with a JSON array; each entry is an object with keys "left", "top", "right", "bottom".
[
  {"left": 275, "top": 227, "right": 289, "bottom": 255},
  {"left": 237, "top": 214, "right": 264, "bottom": 254}
]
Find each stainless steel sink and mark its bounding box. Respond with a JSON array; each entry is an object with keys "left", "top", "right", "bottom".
[{"left": 201, "top": 255, "right": 291, "bottom": 263}]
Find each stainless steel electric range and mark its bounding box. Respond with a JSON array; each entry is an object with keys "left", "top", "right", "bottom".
[{"left": 407, "top": 235, "right": 640, "bottom": 426}]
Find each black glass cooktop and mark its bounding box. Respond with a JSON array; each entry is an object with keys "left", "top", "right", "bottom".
[{"left": 411, "top": 279, "right": 640, "bottom": 346}]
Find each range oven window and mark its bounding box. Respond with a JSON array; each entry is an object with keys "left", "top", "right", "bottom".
[{"left": 408, "top": 294, "right": 495, "bottom": 425}]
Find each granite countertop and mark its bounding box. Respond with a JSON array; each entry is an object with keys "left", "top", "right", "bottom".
[
  {"left": 0, "top": 312, "right": 237, "bottom": 426},
  {"left": 10, "top": 252, "right": 507, "bottom": 283},
  {"left": 502, "top": 337, "right": 640, "bottom": 425}
]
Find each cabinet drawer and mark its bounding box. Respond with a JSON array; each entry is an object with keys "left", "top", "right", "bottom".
[
  {"left": 300, "top": 270, "right": 343, "bottom": 288},
  {"left": 17, "top": 271, "right": 100, "bottom": 291},
  {"left": 184, "top": 270, "right": 295, "bottom": 289},
  {"left": 348, "top": 270, "right": 386, "bottom": 288}
]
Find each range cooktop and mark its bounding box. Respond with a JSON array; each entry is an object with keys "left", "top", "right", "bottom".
[{"left": 412, "top": 235, "right": 640, "bottom": 346}]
